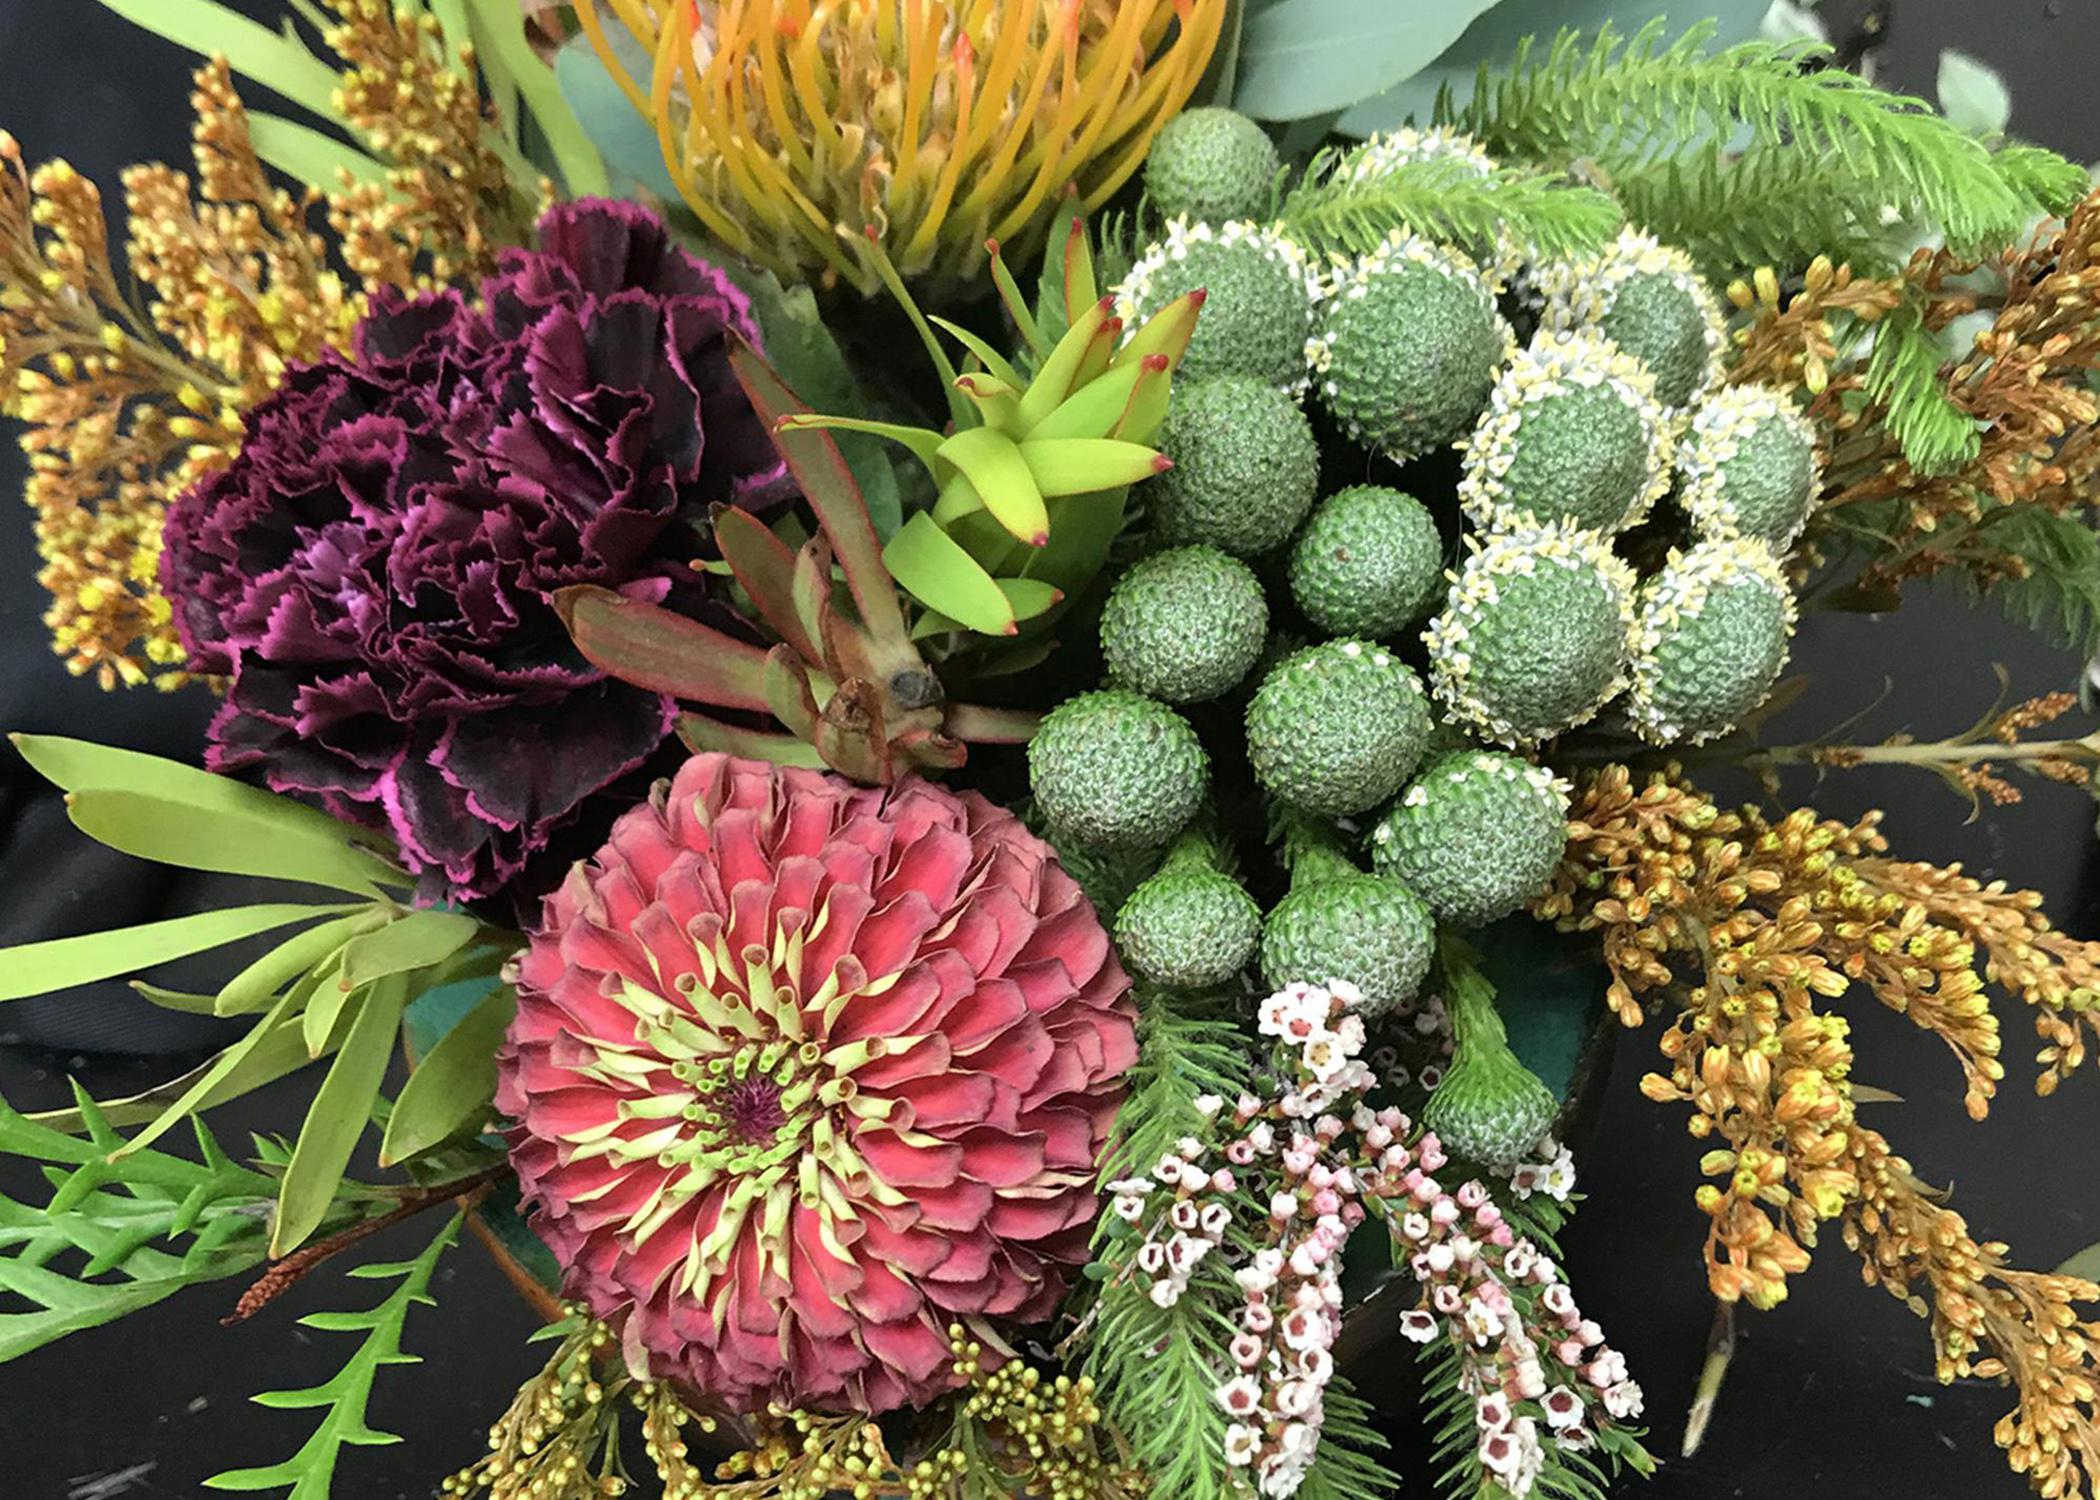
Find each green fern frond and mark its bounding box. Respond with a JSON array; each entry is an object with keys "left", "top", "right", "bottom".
[
  {"left": 1096, "top": 989, "right": 1255, "bottom": 1200},
  {"left": 1297, "top": 1376, "right": 1400, "bottom": 1500},
  {"left": 1991, "top": 144, "right": 2094, "bottom": 219},
  {"left": 1959, "top": 506, "right": 2100, "bottom": 656},
  {"left": 1863, "top": 303, "right": 1979, "bottom": 477},
  {"left": 1456, "top": 21, "right": 2075, "bottom": 260},
  {"left": 207, "top": 1211, "right": 462, "bottom": 1499},
  {"left": 1280, "top": 150, "right": 1621, "bottom": 263},
  {"left": 0, "top": 1087, "right": 280, "bottom": 1362},
  {"left": 1607, "top": 144, "right": 1911, "bottom": 277}
]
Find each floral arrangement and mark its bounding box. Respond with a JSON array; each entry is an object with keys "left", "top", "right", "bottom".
[{"left": 4, "top": 3, "right": 2100, "bottom": 1499}]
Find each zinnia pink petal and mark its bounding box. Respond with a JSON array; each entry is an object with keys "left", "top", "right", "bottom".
[{"left": 498, "top": 752, "right": 1133, "bottom": 1414}]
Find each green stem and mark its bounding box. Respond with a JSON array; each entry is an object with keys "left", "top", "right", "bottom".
[
  {"left": 1437, "top": 934, "right": 1511, "bottom": 1054},
  {"left": 1758, "top": 734, "right": 2099, "bottom": 770}
]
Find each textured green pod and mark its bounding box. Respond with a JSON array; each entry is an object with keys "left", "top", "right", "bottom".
[
  {"left": 1372, "top": 751, "right": 1571, "bottom": 929},
  {"left": 1028, "top": 690, "right": 1208, "bottom": 853},
  {"left": 1423, "top": 523, "right": 1637, "bottom": 747},
  {"left": 1674, "top": 383, "right": 1824, "bottom": 545},
  {"left": 1288, "top": 485, "right": 1445, "bottom": 638},
  {"left": 1421, "top": 940, "right": 1558, "bottom": 1168},
  {"left": 1310, "top": 234, "right": 1510, "bottom": 460},
  {"left": 1113, "top": 833, "right": 1261, "bottom": 990},
  {"left": 1148, "top": 375, "right": 1320, "bottom": 557},
  {"left": 1101, "top": 546, "right": 1269, "bottom": 703},
  {"left": 1259, "top": 841, "right": 1434, "bottom": 1018},
  {"left": 1628, "top": 538, "right": 1798, "bottom": 746},
  {"left": 1143, "top": 108, "right": 1280, "bottom": 224},
  {"left": 1540, "top": 228, "right": 1726, "bottom": 409},
  {"left": 1246, "top": 639, "right": 1431, "bottom": 817},
  {"left": 1458, "top": 328, "right": 1673, "bottom": 536},
  {"left": 1116, "top": 219, "right": 1322, "bottom": 391}
]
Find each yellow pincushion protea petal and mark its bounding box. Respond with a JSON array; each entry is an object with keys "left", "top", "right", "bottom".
[{"left": 577, "top": 0, "right": 1225, "bottom": 295}]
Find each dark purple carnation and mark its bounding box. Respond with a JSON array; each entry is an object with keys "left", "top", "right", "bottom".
[{"left": 163, "top": 199, "right": 788, "bottom": 903}]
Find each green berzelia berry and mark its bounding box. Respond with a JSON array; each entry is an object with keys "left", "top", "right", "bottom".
[
  {"left": 1371, "top": 751, "right": 1571, "bottom": 928},
  {"left": 1101, "top": 545, "right": 1269, "bottom": 703},
  {"left": 1310, "top": 233, "right": 1510, "bottom": 460},
  {"left": 1423, "top": 523, "right": 1637, "bottom": 748},
  {"left": 1674, "top": 383, "right": 1823, "bottom": 546},
  {"left": 1149, "top": 374, "right": 1320, "bottom": 557},
  {"left": 1113, "top": 834, "right": 1261, "bottom": 990},
  {"left": 1259, "top": 840, "right": 1434, "bottom": 1017},
  {"left": 1143, "top": 107, "right": 1279, "bottom": 223},
  {"left": 1246, "top": 638, "right": 1431, "bottom": 817},
  {"left": 1288, "top": 485, "right": 1444, "bottom": 638},
  {"left": 1028, "top": 690, "right": 1208, "bottom": 853},
  {"left": 1422, "top": 944, "right": 1559, "bottom": 1168},
  {"left": 1627, "top": 538, "right": 1798, "bottom": 746},
  {"left": 1117, "top": 219, "right": 1321, "bottom": 391},
  {"left": 1458, "top": 328, "right": 1673, "bottom": 536},
  {"left": 1539, "top": 228, "right": 1725, "bottom": 410}
]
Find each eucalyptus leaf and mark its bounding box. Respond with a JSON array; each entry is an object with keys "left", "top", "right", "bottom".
[
  {"left": 1234, "top": 0, "right": 1502, "bottom": 122},
  {"left": 381, "top": 984, "right": 514, "bottom": 1165},
  {"left": 1937, "top": 50, "right": 2013, "bottom": 139},
  {"left": 93, "top": 0, "right": 343, "bottom": 120},
  {"left": 0, "top": 905, "right": 354, "bottom": 1003},
  {"left": 336, "top": 910, "right": 481, "bottom": 992},
  {"left": 1334, "top": 0, "right": 1773, "bottom": 137},
  {"left": 554, "top": 31, "right": 682, "bottom": 199},
  {"left": 273, "top": 974, "right": 411, "bottom": 1255},
  {"left": 65, "top": 788, "right": 397, "bottom": 899}
]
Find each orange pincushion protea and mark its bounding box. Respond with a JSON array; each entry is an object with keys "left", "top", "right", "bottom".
[
  {"left": 573, "top": 0, "right": 1226, "bottom": 293},
  {"left": 497, "top": 752, "right": 1136, "bottom": 1413}
]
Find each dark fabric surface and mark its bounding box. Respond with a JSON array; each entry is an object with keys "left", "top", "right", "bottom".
[{"left": 2, "top": 2, "right": 2099, "bottom": 1497}]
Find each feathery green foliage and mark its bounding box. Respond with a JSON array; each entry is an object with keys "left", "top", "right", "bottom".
[
  {"left": 1453, "top": 21, "right": 2076, "bottom": 263},
  {"left": 1608, "top": 145, "right": 1910, "bottom": 277},
  {"left": 1862, "top": 304, "right": 1980, "bottom": 479},
  {"left": 1298, "top": 1376, "right": 1399, "bottom": 1500},
  {"left": 1095, "top": 989, "right": 1256, "bottom": 1196},
  {"left": 1959, "top": 507, "right": 2100, "bottom": 658},
  {"left": 0, "top": 1087, "right": 279, "bottom": 1362},
  {"left": 1280, "top": 150, "right": 1621, "bottom": 263},
  {"left": 208, "top": 1212, "right": 463, "bottom": 1498}
]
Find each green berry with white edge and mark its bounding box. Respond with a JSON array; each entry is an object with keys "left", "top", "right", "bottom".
[
  {"left": 1246, "top": 638, "right": 1432, "bottom": 817},
  {"left": 1424, "top": 522, "right": 1637, "bottom": 748},
  {"left": 1113, "top": 832, "right": 1261, "bottom": 989},
  {"left": 1259, "top": 840, "right": 1434, "bottom": 1017},
  {"left": 1144, "top": 108, "right": 1279, "bottom": 224},
  {"left": 1101, "top": 545, "right": 1268, "bottom": 703},
  {"left": 1029, "top": 689, "right": 1208, "bottom": 852},
  {"left": 1288, "top": 485, "right": 1445, "bottom": 638},
  {"left": 1422, "top": 941, "right": 1558, "bottom": 1168},
  {"left": 1149, "top": 374, "right": 1320, "bottom": 556},
  {"left": 1675, "top": 384, "right": 1824, "bottom": 546},
  {"left": 1628, "top": 538, "right": 1798, "bottom": 746},
  {"left": 1371, "top": 751, "right": 1571, "bottom": 928},
  {"left": 1540, "top": 228, "right": 1726, "bottom": 410},
  {"left": 1116, "top": 219, "right": 1322, "bottom": 392},
  {"left": 1310, "top": 232, "right": 1512, "bottom": 460},
  {"left": 1458, "top": 327, "right": 1673, "bottom": 536}
]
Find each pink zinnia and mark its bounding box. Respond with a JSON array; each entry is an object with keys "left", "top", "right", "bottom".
[{"left": 497, "top": 753, "right": 1136, "bottom": 1413}]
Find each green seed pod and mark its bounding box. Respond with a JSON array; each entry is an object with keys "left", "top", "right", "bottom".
[
  {"left": 1422, "top": 944, "right": 1559, "bottom": 1168},
  {"left": 1029, "top": 689, "right": 1208, "bottom": 853},
  {"left": 1116, "top": 219, "right": 1322, "bottom": 392},
  {"left": 1288, "top": 485, "right": 1445, "bottom": 639},
  {"left": 1114, "top": 833, "right": 1261, "bottom": 989},
  {"left": 1371, "top": 751, "right": 1571, "bottom": 928},
  {"left": 1246, "top": 638, "right": 1432, "bottom": 817},
  {"left": 1101, "top": 545, "right": 1269, "bottom": 703},
  {"left": 1148, "top": 374, "right": 1320, "bottom": 557},
  {"left": 1539, "top": 228, "right": 1726, "bottom": 410},
  {"left": 1143, "top": 107, "right": 1280, "bottom": 224},
  {"left": 1674, "top": 383, "right": 1824, "bottom": 546},
  {"left": 1628, "top": 538, "right": 1798, "bottom": 746},
  {"left": 1259, "top": 840, "right": 1434, "bottom": 1017}
]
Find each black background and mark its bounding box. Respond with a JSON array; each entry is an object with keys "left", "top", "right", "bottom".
[{"left": 3, "top": 1, "right": 2099, "bottom": 1496}]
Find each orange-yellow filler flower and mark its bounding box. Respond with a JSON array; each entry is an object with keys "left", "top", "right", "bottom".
[{"left": 575, "top": 0, "right": 1225, "bottom": 294}]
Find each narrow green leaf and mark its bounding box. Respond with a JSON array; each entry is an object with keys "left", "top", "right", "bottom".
[
  {"left": 381, "top": 986, "right": 515, "bottom": 1165},
  {"left": 936, "top": 427, "right": 1051, "bottom": 546},
  {"left": 996, "top": 578, "right": 1064, "bottom": 622},
  {"left": 675, "top": 715, "right": 830, "bottom": 769},
  {"left": 273, "top": 976, "right": 410, "bottom": 1255},
  {"left": 65, "top": 789, "right": 397, "bottom": 898},
  {"left": 128, "top": 982, "right": 221, "bottom": 1016},
  {"left": 301, "top": 972, "right": 363, "bottom": 1061},
  {"left": 553, "top": 584, "right": 772, "bottom": 709},
  {"left": 94, "top": 0, "right": 344, "bottom": 119},
  {"left": 215, "top": 911, "right": 377, "bottom": 1018},
  {"left": 883, "top": 513, "right": 1018, "bottom": 637},
  {"left": 336, "top": 911, "right": 479, "bottom": 992},
  {"left": 0, "top": 905, "right": 352, "bottom": 1003},
  {"left": 248, "top": 114, "right": 389, "bottom": 192},
  {"left": 464, "top": 0, "right": 610, "bottom": 197},
  {"left": 554, "top": 32, "right": 680, "bottom": 198},
  {"left": 113, "top": 992, "right": 308, "bottom": 1155}
]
